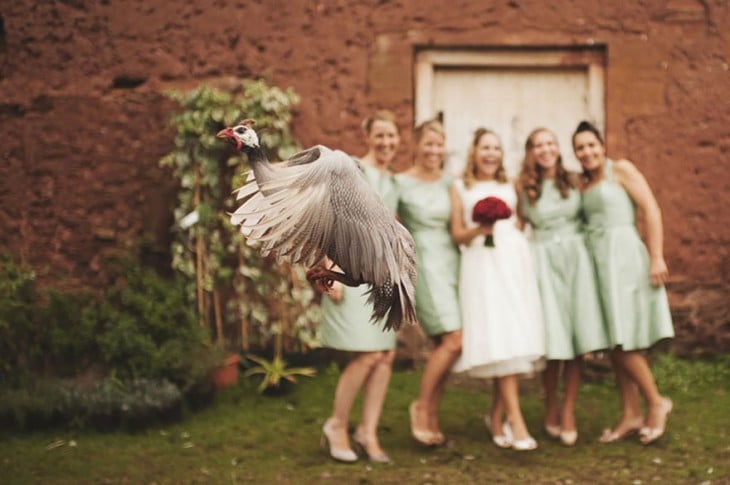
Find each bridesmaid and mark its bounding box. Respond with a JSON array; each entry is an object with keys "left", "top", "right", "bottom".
[
  {"left": 517, "top": 127, "right": 608, "bottom": 446},
  {"left": 318, "top": 109, "right": 401, "bottom": 463},
  {"left": 572, "top": 120, "right": 674, "bottom": 445},
  {"left": 394, "top": 119, "right": 462, "bottom": 446},
  {"left": 450, "top": 128, "right": 544, "bottom": 451}
]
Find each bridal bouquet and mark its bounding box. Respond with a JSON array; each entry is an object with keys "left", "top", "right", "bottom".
[{"left": 471, "top": 197, "right": 512, "bottom": 247}]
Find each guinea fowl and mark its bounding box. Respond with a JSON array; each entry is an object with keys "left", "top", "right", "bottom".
[{"left": 217, "top": 119, "right": 417, "bottom": 331}]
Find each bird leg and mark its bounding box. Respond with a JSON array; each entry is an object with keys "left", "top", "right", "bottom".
[
  {"left": 306, "top": 266, "right": 334, "bottom": 293},
  {"left": 306, "top": 266, "right": 362, "bottom": 293}
]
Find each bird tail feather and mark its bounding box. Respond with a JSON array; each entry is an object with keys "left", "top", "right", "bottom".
[{"left": 367, "top": 279, "right": 417, "bottom": 332}]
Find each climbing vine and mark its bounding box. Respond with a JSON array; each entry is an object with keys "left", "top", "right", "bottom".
[{"left": 159, "top": 80, "right": 320, "bottom": 353}]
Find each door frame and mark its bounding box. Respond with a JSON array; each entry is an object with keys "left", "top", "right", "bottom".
[{"left": 414, "top": 46, "right": 606, "bottom": 131}]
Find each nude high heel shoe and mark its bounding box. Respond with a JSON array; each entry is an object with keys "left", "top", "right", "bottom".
[
  {"left": 559, "top": 430, "right": 578, "bottom": 446},
  {"left": 598, "top": 416, "right": 645, "bottom": 443},
  {"left": 352, "top": 430, "right": 391, "bottom": 464},
  {"left": 640, "top": 397, "right": 673, "bottom": 445},
  {"left": 544, "top": 423, "right": 561, "bottom": 439},
  {"left": 321, "top": 419, "right": 357, "bottom": 463},
  {"left": 409, "top": 401, "right": 436, "bottom": 445}
]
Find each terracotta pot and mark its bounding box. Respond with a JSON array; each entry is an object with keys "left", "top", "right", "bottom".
[{"left": 211, "top": 353, "right": 240, "bottom": 390}]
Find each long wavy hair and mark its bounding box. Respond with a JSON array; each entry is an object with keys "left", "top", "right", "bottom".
[
  {"left": 519, "top": 128, "right": 577, "bottom": 205},
  {"left": 463, "top": 127, "right": 507, "bottom": 189},
  {"left": 572, "top": 120, "right": 605, "bottom": 184}
]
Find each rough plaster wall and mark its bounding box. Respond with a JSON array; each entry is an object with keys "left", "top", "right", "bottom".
[{"left": 0, "top": 0, "right": 727, "bottom": 351}]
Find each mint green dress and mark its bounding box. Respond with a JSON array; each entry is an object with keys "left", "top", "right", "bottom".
[
  {"left": 521, "top": 180, "right": 609, "bottom": 359},
  {"left": 317, "top": 163, "right": 398, "bottom": 351},
  {"left": 582, "top": 160, "right": 674, "bottom": 350},
  {"left": 394, "top": 173, "right": 461, "bottom": 336}
]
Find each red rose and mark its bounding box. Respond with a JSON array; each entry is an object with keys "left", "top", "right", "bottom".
[{"left": 471, "top": 197, "right": 512, "bottom": 247}]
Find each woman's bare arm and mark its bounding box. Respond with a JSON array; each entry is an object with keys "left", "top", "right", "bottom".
[
  {"left": 614, "top": 159, "right": 668, "bottom": 287},
  {"left": 449, "top": 183, "right": 490, "bottom": 245}
]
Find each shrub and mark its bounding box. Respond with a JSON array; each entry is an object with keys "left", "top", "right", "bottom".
[
  {"left": 80, "top": 378, "right": 183, "bottom": 431},
  {"left": 0, "top": 378, "right": 183, "bottom": 432},
  {"left": 0, "top": 254, "right": 40, "bottom": 386},
  {"left": 41, "top": 289, "right": 103, "bottom": 377},
  {"left": 0, "top": 253, "right": 221, "bottom": 400},
  {"left": 0, "top": 381, "right": 72, "bottom": 430},
  {"left": 96, "top": 261, "right": 219, "bottom": 393}
]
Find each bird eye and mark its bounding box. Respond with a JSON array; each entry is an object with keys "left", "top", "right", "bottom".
[{"left": 234, "top": 127, "right": 245, "bottom": 135}]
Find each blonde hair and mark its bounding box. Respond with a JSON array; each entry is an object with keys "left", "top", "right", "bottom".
[
  {"left": 519, "top": 128, "right": 577, "bottom": 205},
  {"left": 413, "top": 119, "right": 445, "bottom": 143},
  {"left": 463, "top": 128, "right": 507, "bottom": 188},
  {"left": 361, "top": 109, "right": 400, "bottom": 135}
]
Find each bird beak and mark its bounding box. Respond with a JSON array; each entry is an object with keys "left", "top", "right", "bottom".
[
  {"left": 216, "top": 127, "right": 233, "bottom": 138},
  {"left": 216, "top": 127, "right": 241, "bottom": 150}
]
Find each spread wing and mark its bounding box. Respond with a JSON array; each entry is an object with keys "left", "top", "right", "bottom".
[{"left": 230, "top": 146, "right": 407, "bottom": 287}]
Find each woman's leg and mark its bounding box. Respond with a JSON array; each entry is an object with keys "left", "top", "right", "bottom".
[
  {"left": 425, "top": 331, "right": 462, "bottom": 435},
  {"left": 497, "top": 374, "right": 533, "bottom": 442},
  {"left": 414, "top": 330, "right": 462, "bottom": 436},
  {"left": 356, "top": 350, "right": 395, "bottom": 457},
  {"left": 614, "top": 349, "right": 672, "bottom": 441},
  {"left": 327, "top": 352, "right": 381, "bottom": 451},
  {"left": 560, "top": 357, "right": 582, "bottom": 433},
  {"left": 543, "top": 360, "right": 561, "bottom": 433},
  {"left": 490, "top": 379, "right": 506, "bottom": 435},
  {"left": 600, "top": 348, "right": 644, "bottom": 441}
]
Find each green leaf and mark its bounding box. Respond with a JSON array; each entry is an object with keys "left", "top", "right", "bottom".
[{"left": 157, "top": 79, "right": 318, "bottom": 354}]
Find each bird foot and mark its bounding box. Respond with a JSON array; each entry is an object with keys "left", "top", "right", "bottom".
[{"left": 306, "top": 267, "right": 335, "bottom": 293}]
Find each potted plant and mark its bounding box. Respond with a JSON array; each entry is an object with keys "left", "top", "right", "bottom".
[{"left": 210, "top": 352, "right": 240, "bottom": 390}]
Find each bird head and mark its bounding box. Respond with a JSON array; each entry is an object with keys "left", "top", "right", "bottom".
[{"left": 217, "top": 119, "right": 259, "bottom": 151}]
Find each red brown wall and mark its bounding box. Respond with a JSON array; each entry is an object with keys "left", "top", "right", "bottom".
[{"left": 1, "top": 0, "right": 728, "bottom": 351}]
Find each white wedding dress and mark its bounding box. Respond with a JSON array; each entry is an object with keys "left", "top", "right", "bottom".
[{"left": 451, "top": 179, "right": 545, "bottom": 378}]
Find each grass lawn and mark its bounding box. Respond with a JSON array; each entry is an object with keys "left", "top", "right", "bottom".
[{"left": 1, "top": 354, "right": 728, "bottom": 484}]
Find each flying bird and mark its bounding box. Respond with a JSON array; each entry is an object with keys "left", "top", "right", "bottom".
[{"left": 217, "top": 119, "right": 417, "bottom": 331}]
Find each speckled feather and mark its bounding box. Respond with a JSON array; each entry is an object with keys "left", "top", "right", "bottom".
[{"left": 230, "top": 143, "right": 417, "bottom": 331}]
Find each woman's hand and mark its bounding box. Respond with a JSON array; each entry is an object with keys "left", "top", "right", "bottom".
[
  {"left": 477, "top": 223, "right": 494, "bottom": 239},
  {"left": 463, "top": 223, "right": 492, "bottom": 244},
  {"left": 649, "top": 257, "right": 669, "bottom": 287},
  {"left": 449, "top": 183, "right": 495, "bottom": 245}
]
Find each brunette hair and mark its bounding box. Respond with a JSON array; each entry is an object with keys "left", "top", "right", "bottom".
[
  {"left": 361, "top": 109, "right": 400, "bottom": 135},
  {"left": 572, "top": 120, "right": 605, "bottom": 183},
  {"left": 463, "top": 127, "right": 507, "bottom": 188},
  {"left": 519, "top": 128, "right": 577, "bottom": 205},
  {"left": 572, "top": 120, "right": 604, "bottom": 145}
]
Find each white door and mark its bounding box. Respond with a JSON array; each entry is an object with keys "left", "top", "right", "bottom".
[{"left": 415, "top": 49, "right": 605, "bottom": 178}]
